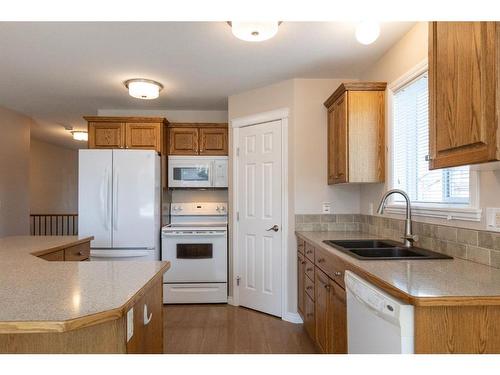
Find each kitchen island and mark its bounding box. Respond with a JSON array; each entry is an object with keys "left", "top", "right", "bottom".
[
  {"left": 0, "top": 236, "right": 170, "bottom": 353},
  {"left": 297, "top": 231, "right": 500, "bottom": 354}
]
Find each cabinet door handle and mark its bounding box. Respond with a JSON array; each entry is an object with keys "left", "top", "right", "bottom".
[
  {"left": 143, "top": 304, "right": 153, "bottom": 326},
  {"left": 306, "top": 267, "right": 313, "bottom": 272},
  {"left": 324, "top": 284, "right": 331, "bottom": 291},
  {"left": 301, "top": 261, "right": 306, "bottom": 265},
  {"left": 77, "top": 251, "right": 83, "bottom": 256}
]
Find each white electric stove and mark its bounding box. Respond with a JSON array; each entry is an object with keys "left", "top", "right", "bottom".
[{"left": 161, "top": 202, "right": 228, "bottom": 303}]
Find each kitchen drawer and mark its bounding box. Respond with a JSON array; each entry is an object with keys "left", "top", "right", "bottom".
[
  {"left": 304, "top": 273, "right": 315, "bottom": 301},
  {"left": 304, "top": 257, "right": 315, "bottom": 282},
  {"left": 64, "top": 242, "right": 90, "bottom": 261},
  {"left": 315, "top": 246, "right": 346, "bottom": 289},
  {"left": 305, "top": 242, "right": 315, "bottom": 262},
  {"left": 304, "top": 292, "right": 315, "bottom": 339},
  {"left": 297, "top": 238, "right": 305, "bottom": 255},
  {"left": 39, "top": 250, "right": 64, "bottom": 261}
]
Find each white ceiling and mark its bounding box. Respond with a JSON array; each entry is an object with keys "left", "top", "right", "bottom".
[{"left": 0, "top": 22, "right": 415, "bottom": 148}]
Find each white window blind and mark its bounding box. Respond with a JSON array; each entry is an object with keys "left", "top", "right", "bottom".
[{"left": 392, "top": 73, "right": 470, "bottom": 205}]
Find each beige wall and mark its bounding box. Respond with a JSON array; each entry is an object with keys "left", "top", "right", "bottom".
[
  {"left": 228, "top": 78, "right": 360, "bottom": 315},
  {"left": 294, "top": 79, "right": 360, "bottom": 214},
  {"left": 0, "top": 105, "right": 31, "bottom": 236},
  {"left": 358, "top": 21, "right": 500, "bottom": 231},
  {"left": 30, "top": 139, "right": 78, "bottom": 214}
]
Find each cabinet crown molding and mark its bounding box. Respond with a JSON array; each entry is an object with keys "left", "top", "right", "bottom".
[
  {"left": 84, "top": 116, "right": 169, "bottom": 124},
  {"left": 323, "top": 82, "right": 387, "bottom": 108}
]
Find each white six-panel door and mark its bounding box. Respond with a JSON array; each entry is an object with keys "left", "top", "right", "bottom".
[{"left": 237, "top": 120, "right": 282, "bottom": 317}]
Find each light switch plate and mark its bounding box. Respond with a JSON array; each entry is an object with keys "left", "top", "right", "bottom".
[
  {"left": 486, "top": 208, "right": 500, "bottom": 232},
  {"left": 126, "top": 307, "right": 134, "bottom": 342}
]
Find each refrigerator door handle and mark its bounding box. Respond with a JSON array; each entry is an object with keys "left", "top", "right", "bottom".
[
  {"left": 99, "top": 169, "right": 107, "bottom": 230},
  {"left": 107, "top": 167, "right": 112, "bottom": 231},
  {"left": 113, "top": 169, "right": 119, "bottom": 231}
]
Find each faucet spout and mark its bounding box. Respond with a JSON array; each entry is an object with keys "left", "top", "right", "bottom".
[{"left": 376, "top": 189, "right": 417, "bottom": 247}]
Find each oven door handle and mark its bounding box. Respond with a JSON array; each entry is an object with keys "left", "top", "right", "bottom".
[{"left": 162, "top": 231, "right": 227, "bottom": 237}]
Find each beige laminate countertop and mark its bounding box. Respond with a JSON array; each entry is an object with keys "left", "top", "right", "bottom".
[
  {"left": 297, "top": 231, "right": 500, "bottom": 306},
  {"left": 0, "top": 236, "right": 170, "bottom": 333}
]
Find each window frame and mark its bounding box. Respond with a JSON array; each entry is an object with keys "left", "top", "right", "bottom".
[{"left": 385, "top": 60, "right": 481, "bottom": 222}]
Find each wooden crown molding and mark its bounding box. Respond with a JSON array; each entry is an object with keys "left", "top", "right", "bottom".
[
  {"left": 323, "top": 82, "right": 387, "bottom": 108},
  {"left": 84, "top": 116, "right": 169, "bottom": 124}
]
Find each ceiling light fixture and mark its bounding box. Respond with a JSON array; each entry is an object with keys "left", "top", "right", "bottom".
[
  {"left": 71, "top": 130, "right": 88, "bottom": 141},
  {"left": 355, "top": 21, "right": 380, "bottom": 45},
  {"left": 228, "top": 21, "right": 281, "bottom": 42},
  {"left": 124, "top": 78, "right": 164, "bottom": 100}
]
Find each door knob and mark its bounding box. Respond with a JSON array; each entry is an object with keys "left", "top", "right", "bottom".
[{"left": 266, "top": 225, "right": 279, "bottom": 232}]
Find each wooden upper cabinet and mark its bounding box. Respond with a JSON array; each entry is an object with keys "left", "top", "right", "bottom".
[
  {"left": 168, "top": 123, "right": 228, "bottom": 156},
  {"left": 126, "top": 123, "right": 161, "bottom": 151},
  {"left": 429, "top": 22, "right": 500, "bottom": 169},
  {"left": 88, "top": 122, "right": 125, "bottom": 149},
  {"left": 85, "top": 116, "right": 168, "bottom": 154},
  {"left": 168, "top": 127, "right": 199, "bottom": 155},
  {"left": 199, "top": 127, "right": 228, "bottom": 155},
  {"left": 324, "top": 82, "right": 386, "bottom": 184}
]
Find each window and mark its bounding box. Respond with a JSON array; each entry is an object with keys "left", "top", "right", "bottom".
[{"left": 392, "top": 72, "right": 470, "bottom": 206}]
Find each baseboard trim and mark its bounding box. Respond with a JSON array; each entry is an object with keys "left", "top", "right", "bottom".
[
  {"left": 282, "top": 312, "right": 303, "bottom": 324},
  {"left": 227, "top": 296, "right": 237, "bottom": 306}
]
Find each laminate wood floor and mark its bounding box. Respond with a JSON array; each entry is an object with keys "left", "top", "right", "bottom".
[{"left": 163, "top": 304, "right": 317, "bottom": 354}]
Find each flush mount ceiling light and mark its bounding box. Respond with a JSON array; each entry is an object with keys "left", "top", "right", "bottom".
[
  {"left": 355, "top": 21, "right": 380, "bottom": 45},
  {"left": 124, "top": 78, "right": 164, "bottom": 100},
  {"left": 228, "top": 21, "right": 281, "bottom": 42},
  {"left": 71, "top": 130, "right": 88, "bottom": 141}
]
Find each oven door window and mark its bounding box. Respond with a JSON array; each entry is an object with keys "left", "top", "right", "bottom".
[
  {"left": 177, "top": 243, "right": 213, "bottom": 259},
  {"left": 173, "top": 167, "right": 209, "bottom": 182}
]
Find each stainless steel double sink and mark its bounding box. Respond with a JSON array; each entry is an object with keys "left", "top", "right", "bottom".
[{"left": 323, "top": 239, "right": 452, "bottom": 260}]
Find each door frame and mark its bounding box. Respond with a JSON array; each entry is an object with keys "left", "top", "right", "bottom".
[{"left": 230, "top": 108, "right": 290, "bottom": 321}]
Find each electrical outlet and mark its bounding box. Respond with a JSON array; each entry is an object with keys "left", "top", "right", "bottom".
[
  {"left": 486, "top": 208, "right": 500, "bottom": 232},
  {"left": 322, "top": 202, "right": 331, "bottom": 214},
  {"left": 126, "top": 307, "right": 134, "bottom": 342}
]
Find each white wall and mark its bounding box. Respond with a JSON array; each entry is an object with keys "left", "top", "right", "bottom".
[
  {"left": 0, "top": 105, "right": 31, "bottom": 236},
  {"left": 30, "top": 139, "right": 78, "bottom": 214}
]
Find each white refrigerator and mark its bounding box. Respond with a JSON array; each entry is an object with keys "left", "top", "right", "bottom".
[{"left": 78, "top": 149, "right": 161, "bottom": 261}]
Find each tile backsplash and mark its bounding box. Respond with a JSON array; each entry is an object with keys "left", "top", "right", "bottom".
[{"left": 295, "top": 213, "right": 500, "bottom": 269}]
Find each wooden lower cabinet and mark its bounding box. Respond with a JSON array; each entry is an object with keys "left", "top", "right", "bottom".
[
  {"left": 304, "top": 293, "right": 315, "bottom": 339},
  {"left": 126, "top": 278, "right": 163, "bottom": 353},
  {"left": 297, "top": 252, "right": 305, "bottom": 316},
  {"left": 315, "top": 268, "right": 347, "bottom": 354},
  {"left": 37, "top": 241, "right": 90, "bottom": 262},
  {"left": 298, "top": 239, "right": 347, "bottom": 354}
]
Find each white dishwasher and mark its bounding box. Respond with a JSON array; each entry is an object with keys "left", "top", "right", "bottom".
[{"left": 345, "top": 270, "right": 414, "bottom": 354}]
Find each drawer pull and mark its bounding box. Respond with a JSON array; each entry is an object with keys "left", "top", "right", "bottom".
[
  {"left": 77, "top": 251, "right": 83, "bottom": 256},
  {"left": 306, "top": 267, "right": 313, "bottom": 272},
  {"left": 301, "top": 261, "right": 306, "bottom": 265},
  {"left": 306, "top": 286, "right": 313, "bottom": 290},
  {"left": 143, "top": 304, "right": 153, "bottom": 326},
  {"left": 317, "top": 258, "right": 325, "bottom": 263},
  {"left": 334, "top": 271, "right": 342, "bottom": 277},
  {"left": 324, "top": 284, "right": 330, "bottom": 290}
]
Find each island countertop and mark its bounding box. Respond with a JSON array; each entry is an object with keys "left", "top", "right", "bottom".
[
  {"left": 0, "top": 236, "right": 170, "bottom": 333},
  {"left": 296, "top": 231, "right": 500, "bottom": 306}
]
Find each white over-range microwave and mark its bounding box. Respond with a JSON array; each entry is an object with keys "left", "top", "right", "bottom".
[{"left": 168, "top": 156, "right": 228, "bottom": 188}]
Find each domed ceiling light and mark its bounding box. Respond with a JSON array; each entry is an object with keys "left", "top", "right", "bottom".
[
  {"left": 71, "top": 130, "right": 88, "bottom": 141},
  {"left": 355, "top": 21, "right": 380, "bottom": 45},
  {"left": 228, "top": 21, "right": 281, "bottom": 42},
  {"left": 124, "top": 78, "right": 164, "bottom": 100}
]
